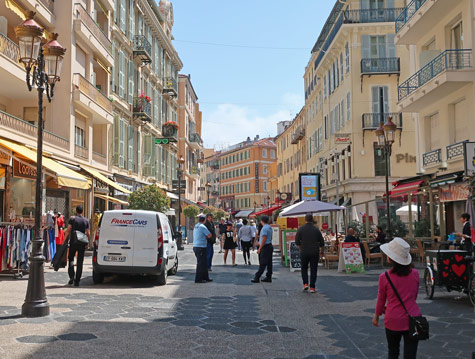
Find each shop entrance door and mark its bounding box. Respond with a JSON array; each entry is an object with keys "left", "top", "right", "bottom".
[{"left": 46, "top": 189, "right": 69, "bottom": 219}]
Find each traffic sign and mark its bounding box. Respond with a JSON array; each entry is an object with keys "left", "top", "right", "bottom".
[
  {"left": 173, "top": 189, "right": 186, "bottom": 194},
  {"left": 155, "top": 138, "right": 177, "bottom": 145},
  {"left": 321, "top": 223, "right": 329, "bottom": 230}
]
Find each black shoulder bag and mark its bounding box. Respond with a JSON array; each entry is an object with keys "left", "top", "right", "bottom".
[{"left": 385, "top": 272, "right": 429, "bottom": 341}]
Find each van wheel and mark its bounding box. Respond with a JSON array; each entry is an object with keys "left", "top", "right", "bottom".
[
  {"left": 155, "top": 269, "right": 167, "bottom": 286},
  {"left": 92, "top": 270, "right": 104, "bottom": 284},
  {"left": 168, "top": 256, "right": 178, "bottom": 276}
]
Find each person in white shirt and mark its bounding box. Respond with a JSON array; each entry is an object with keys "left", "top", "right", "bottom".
[{"left": 238, "top": 219, "right": 253, "bottom": 265}]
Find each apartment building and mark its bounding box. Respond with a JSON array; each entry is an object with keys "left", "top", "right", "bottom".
[
  {"left": 201, "top": 148, "right": 220, "bottom": 207},
  {"left": 110, "top": 0, "right": 182, "bottom": 194},
  {"left": 300, "top": 0, "right": 416, "bottom": 222},
  {"left": 275, "top": 110, "right": 308, "bottom": 201},
  {"left": 0, "top": 0, "right": 184, "bottom": 222},
  {"left": 218, "top": 137, "right": 277, "bottom": 213},
  {"left": 178, "top": 74, "right": 203, "bottom": 204},
  {"left": 395, "top": 0, "right": 475, "bottom": 235}
]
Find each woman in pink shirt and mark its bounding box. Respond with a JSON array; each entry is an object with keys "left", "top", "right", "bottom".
[{"left": 373, "top": 237, "right": 421, "bottom": 359}]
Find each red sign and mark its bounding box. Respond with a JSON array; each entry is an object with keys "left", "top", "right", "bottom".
[{"left": 321, "top": 222, "right": 329, "bottom": 230}]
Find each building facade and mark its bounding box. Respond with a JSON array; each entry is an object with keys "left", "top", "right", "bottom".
[
  {"left": 201, "top": 148, "right": 220, "bottom": 207},
  {"left": 395, "top": 0, "right": 475, "bottom": 236},
  {"left": 178, "top": 74, "right": 203, "bottom": 204},
  {"left": 299, "top": 0, "right": 416, "bottom": 223},
  {"left": 0, "top": 0, "right": 186, "bottom": 223},
  {"left": 218, "top": 137, "right": 277, "bottom": 213}
]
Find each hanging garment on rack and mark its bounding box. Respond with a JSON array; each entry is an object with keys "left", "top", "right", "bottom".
[{"left": 48, "top": 227, "right": 55, "bottom": 260}]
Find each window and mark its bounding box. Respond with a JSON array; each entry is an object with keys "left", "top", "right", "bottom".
[
  {"left": 263, "top": 165, "right": 268, "bottom": 175},
  {"left": 335, "top": 59, "right": 339, "bottom": 88},
  {"left": 374, "top": 143, "right": 390, "bottom": 176},
  {"left": 345, "top": 42, "right": 350, "bottom": 72},
  {"left": 262, "top": 149, "right": 267, "bottom": 158},
  {"left": 340, "top": 99, "right": 345, "bottom": 126},
  {"left": 451, "top": 21, "right": 463, "bottom": 50},
  {"left": 324, "top": 115, "right": 329, "bottom": 139},
  {"left": 371, "top": 86, "right": 389, "bottom": 124},
  {"left": 323, "top": 75, "right": 327, "bottom": 99},
  {"left": 270, "top": 149, "right": 276, "bottom": 158},
  {"left": 340, "top": 53, "right": 344, "bottom": 82},
  {"left": 75, "top": 126, "right": 85, "bottom": 147},
  {"left": 330, "top": 67, "right": 334, "bottom": 93},
  {"left": 347, "top": 92, "right": 351, "bottom": 122},
  {"left": 263, "top": 182, "right": 268, "bottom": 191}
]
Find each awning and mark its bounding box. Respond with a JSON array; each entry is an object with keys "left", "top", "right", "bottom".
[
  {"left": 251, "top": 205, "right": 281, "bottom": 218},
  {"left": 429, "top": 173, "right": 461, "bottom": 188},
  {"left": 0, "top": 138, "right": 90, "bottom": 189},
  {"left": 81, "top": 165, "right": 131, "bottom": 194},
  {"left": 389, "top": 180, "right": 424, "bottom": 196},
  {"left": 165, "top": 208, "right": 176, "bottom": 216},
  {"left": 235, "top": 209, "right": 254, "bottom": 218},
  {"left": 94, "top": 194, "right": 129, "bottom": 206},
  {"left": 166, "top": 191, "right": 179, "bottom": 200}
]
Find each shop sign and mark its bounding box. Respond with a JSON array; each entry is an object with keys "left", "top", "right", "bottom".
[
  {"left": 338, "top": 242, "right": 365, "bottom": 274},
  {"left": 464, "top": 142, "right": 475, "bottom": 177},
  {"left": 0, "top": 150, "right": 11, "bottom": 166},
  {"left": 439, "top": 183, "right": 470, "bottom": 202},
  {"left": 13, "top": 159, "right": 37, "bottom": 179},
  {"left": 334, "top": 133, "right": 351, "bottom": 144},
  {"left": 299, "top": 173, "right": 321, "bottom": 201},
  {"left": 322, "top": 222, "right": 329, "bottom": 230}
]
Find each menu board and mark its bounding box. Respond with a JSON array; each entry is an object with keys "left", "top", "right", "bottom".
[
  {"left": 282, "top": 230, "right": 297, "bottom": 267},
  {"left": 289, "top": 241, "right": 301, "bottom": 272},
  {"left": 270, "top": 225, "right": 280, "bottom": 249},
  {"left": 338, "top": 242, "right": 365, "bottom": 274}
]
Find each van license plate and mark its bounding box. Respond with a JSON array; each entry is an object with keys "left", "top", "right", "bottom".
[{"left": 104, "top": 255, "right": 126, "bottom": 262}]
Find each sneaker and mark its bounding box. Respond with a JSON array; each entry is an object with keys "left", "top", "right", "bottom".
[
  {"left": 261, "top": 277, "right": 272, "bottom": 283},
  {"left": 219, "top": 250, "right": 223, "bottom": 253},
  {"left": 232, "top": 263, "right": 237, "bottom": 267},
  {"left": 248, "top": 262, "right": 251, "bottom": 266},
  {"left": 208, "top": 268, "right": 212, "bottom": 272},
  {"left": 302, "top": 284, "right": 309, "bottom": 292},
  {"left": 74, "top": 281, "right": 80, "bottom": 287},
  {"left": 251, "top": 278, "right": 260, "bottom": 283},
  {"left": 206, "top": 279, "right": 213, "bottom": 282},
  {"left": 310, "top": 288, "right": 316, "bottom": 294},
  {"left": 68, "top": 279, "right": 74, "bottom": 285}
]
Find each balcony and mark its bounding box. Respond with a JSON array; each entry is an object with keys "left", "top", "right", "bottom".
[
  {"left": 446, "top": 140, "right": 468, "bottom": 161},
  {"left": 39, "top": 0, "right": 54, "bottom": 13},
  {"left": 291, "top": 127, "right": 305, "bottom": 144},
  {"left": 395, "top": 0, "right": 455, "bottom": 45},
  {"left": 73, "top": 74, "right": 113, "bottom": 124},
  {"left": 343, "top": 8, "right": 403, "bottom": 24},
  {"left": 189, "top": 133, "right": 203, "bottom": 149},
  {"left": 362, "top": 113, "right": 402, "bottom": 130},
  {"left": 398, "top": 50, "right": 474, "bottom": 112},
  {"left": 361, "top": 58, "right": 400, "bottom": 75},
  {"left": 75, "top": 144, "right": 89, "bottom": 160},
  {"left": 93, "top": 151, "right": 108, "bottom": 166},
  {"left": 162, "top": 78, "right": 178, "bottom": 97},
  {"left": 133, "top": 97, "right": 152, "bottom": 123},
  {"left": 73, "top": 4, "right": 113, "bottom": 66},
  {"left": 133, "top": 35, "right": 152, "bottom": 65},
  {"left": 423, "top": 149, "right": 441, "bottom": 167},
  {"left": 0, "top": 110, "right": 69, "bottom": 150}
]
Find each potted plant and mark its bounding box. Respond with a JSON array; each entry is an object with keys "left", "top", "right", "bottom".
[{"left": 163, "top": 121, "right": 179, "bottom": 137}]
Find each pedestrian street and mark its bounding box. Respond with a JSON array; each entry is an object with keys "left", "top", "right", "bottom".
[{"left": 0, "top": 245, "right": 473, "bottom": 359}]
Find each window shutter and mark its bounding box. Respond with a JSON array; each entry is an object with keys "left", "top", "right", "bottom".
[
  {"left": 142, "top": 134, "right": 152, "bottom": 176},
  {"left": 341, "top": 99, "right": 345, "bottom": 126},
  {"left": 387, "top": 0, "right": 395, "bottom": 9},
  {"left": 386, "top": 34, "right": 396, "bottom": 58},
  {"left": 128, "top": 59, "right": 134, "bottom": 104},
  {"left": 361, "top": 35, "right": 370, "bottom": 59},
  {"left": 335, "top": 59, "right": 339, "bottom": 87},
  {"left": 136, "top": 129, "right": 141, "bottom": 173},
  {"left": 360, "top": 0, "right": 369, "bottom": 10},
  {"left": 129, "top": 0, "right": 134, "bottom": 38},
  {"left": 347, "top": 92, "right": 351, "bottom": 122},
  {"left": 383, "top": 86, "right": 389, "bottom": 113},
  {"left": 153, "top": 88, "right": 159, "bottom": 126},
  {"left": 119, "top": 119, "right": 125, "bottom": 168},
  {"left": 120, "top": 0, "right": 126, "bottom": 33},
  {"left": 340, "top": 53, "right": 344, "bottom": 81},
  {"left": 113, "top": 115, "right": 119, "bottom": 166},
  {"left": 128, "top": 125, "right": 134, "bottom": 171},
  {"left": 345, "top": 42, "right": 350, "bottom": 72},
  {"left": 151, "top": 140, "right": 157, "bottom": 178},
  {"left": 119, "top": 51, "right": 125, "bottom": 98},
  {"left": 112, "top": 41, "right": 116, "bottom": 93},
  {"left": 114, "top": 0, "right": 118, "bottom": 24}
]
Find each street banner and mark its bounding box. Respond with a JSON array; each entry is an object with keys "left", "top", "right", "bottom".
[{"left": 338, "top": 242, "right": 365, "bottom": 274}]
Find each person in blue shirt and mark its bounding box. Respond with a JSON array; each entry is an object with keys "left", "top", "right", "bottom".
[
  {"left": 193, "top": 215, "right": 213, "bottom": 283},
  {"left": 251, "top": 215, "right": 274, "bottom": 283}
]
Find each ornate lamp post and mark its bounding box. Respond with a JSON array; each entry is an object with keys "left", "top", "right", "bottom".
[
  {"left": 205, "top": 182, "right": 211, "bottom": 206},
  {"left": 15, "top": 12, "right": 66, "bottom": 317},
  {"left": 177, "top": 155, "right": 185, "bottom": 229},
  {"left": 375, "top": 117, "right": 396, "bottom": 238}
]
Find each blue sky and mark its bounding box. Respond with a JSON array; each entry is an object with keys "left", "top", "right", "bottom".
[{"left": 170, "top": 0, "right": 335, "bottom": 149}]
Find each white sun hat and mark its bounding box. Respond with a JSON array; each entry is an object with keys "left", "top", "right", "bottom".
[{"left": 380, "top": 237, "right": 412, "bottom": 265}]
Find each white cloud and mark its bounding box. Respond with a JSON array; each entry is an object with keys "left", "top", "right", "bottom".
[{"left": 202, "top": 93, "right": 302, "bottom": 149}]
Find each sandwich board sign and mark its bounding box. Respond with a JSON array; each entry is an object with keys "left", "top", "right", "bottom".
[
  {"left": 338, "top": 242, "right": 365, "bottom": 274},
  {"left": 289, "top": 241, "right": 301, "bottom": 272}
]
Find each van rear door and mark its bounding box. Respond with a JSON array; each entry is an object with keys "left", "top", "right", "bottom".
[
  {"left": 158, "top": 213, "right": 176, "bottom": 268},
  {"left": 97, "top": 211, "right": 135, "bottom": 267},
  {"left": 132, "top": 211, "right": 159, "bottom": 267}
]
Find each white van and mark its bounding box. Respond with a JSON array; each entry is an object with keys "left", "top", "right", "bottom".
[{"left": 92, "top": 210, "right": 178, "bottom": 285}]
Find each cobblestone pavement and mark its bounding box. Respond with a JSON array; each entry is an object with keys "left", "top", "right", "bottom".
[{"left": 0, "top": 245, "right": 474, "bottom": 358}]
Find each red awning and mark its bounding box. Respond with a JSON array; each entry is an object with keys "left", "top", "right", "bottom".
[
  {"left": 388, "top": 180, "right": 424, "bottom": 196},
  {"left": 250, "top": 205, "right": 282, "bottom": 217}
]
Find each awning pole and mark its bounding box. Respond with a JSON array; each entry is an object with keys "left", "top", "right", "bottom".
[{"left": 408, "top": 194, "right": 413, "bottom": 240}]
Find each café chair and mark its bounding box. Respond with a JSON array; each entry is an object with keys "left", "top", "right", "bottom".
[
  {"left": 323, "top": 245, "right": 339, "bottom": 269},
  {"left": 362, "top": 241, "right": 383, "bottom": 267}
]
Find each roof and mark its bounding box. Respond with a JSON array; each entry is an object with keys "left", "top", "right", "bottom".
[
  {"left": 218, "top": 137, "right": 275, "bottom": 157},
  {"left": 311, "top": 1, "right": 345, "bottom": 53}
]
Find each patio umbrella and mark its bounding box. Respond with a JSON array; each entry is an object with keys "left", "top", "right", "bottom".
[{"left": 280, "top": 199, "right": 343, "bottom": 217}]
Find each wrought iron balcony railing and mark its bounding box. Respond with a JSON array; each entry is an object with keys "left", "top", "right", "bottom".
[
  {"left": 133, "top": 96, "right": 152, "bottom": 123},
  {"left": 361, "top": 57, "right": 400, "bottom": 74},
  {"left": 398, "top": 49, "right": 472, "bottom": 101},
  {"left": 189, "top": 132, "right": 203, "bottom": 147},
  {"left": 395, "top": 0, "right": 427, "bottom": 33},
  {"left": 446, "top": 140, "right": 468, "bottom": 160},
  {"left": 343, "top": 8, "right": 403, "bottom": 24},
  {"left": 133, "top": 35, "right": 152, "bottom": 65},
  {"left": 362, "top": 113, "right": 402, "bottom": 129},
  {"left": 75, "top": 4, "right": 111, "bottom": 54},
  {"left": 423, "top": 149, "right": 441, "bottom": 167},
  {"left": 163, "top": 77, "right": 178, "bottom": 97},
  {"left": 0, "top": 32, "right": 19, "bottom": 64}
]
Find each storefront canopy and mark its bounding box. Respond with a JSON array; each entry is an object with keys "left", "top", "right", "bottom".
[
  {"left": 0, "top": 138, "right": 90, "bottom": 189},
  {"left": 235, "top": 209, "right": 254, "bottom": 218},
  {"left": 94, "top": 194, "right": 129, "bottom": 206},
  {"left": 389, "top": 180, "right": 424, "bottom": 196},
  {"left": 81, "top": 166, "right": 131, "bottom": 194},
  {"left": 251, "top": 205, "right": 281, "bottom": 218}
]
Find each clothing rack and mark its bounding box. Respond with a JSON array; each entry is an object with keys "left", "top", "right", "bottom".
[{"left": 0, "top": 222, "right": 34, "bottom": 279}]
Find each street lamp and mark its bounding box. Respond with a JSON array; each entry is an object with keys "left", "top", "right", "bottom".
[
  {"left": 177, "top": 155, "right": 185, "bottom": 228},
  {"left": 15, "top": 12, "right": 66, "bottom": 318},
  {"left": 205, "top": 182, "right": 211, "bottom": 206},
  {"left": 375, "top": 117, "right": 397, "bottom": 238}
]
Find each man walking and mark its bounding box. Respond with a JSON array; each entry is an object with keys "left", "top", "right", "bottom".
[
  {"left": 204, "top": 213, "right": 216, "bottom": 271},
  {"left": 295, "top": 214, "right": 324, "bottom": 293},
  {"left": 251, "top": 215, "right": 273, "bottom": 283},
  {"left": 456, "top": 213, "right": 472, "bottom": 252},
  {"left": 218, "top": 218, "right": 227, "bottom": 253},
  {"left": 193, "top": 215, "right": 212, "bottom": 283},
  {"left": 64, "top": 205, "right": 89, "bottom": 287}
]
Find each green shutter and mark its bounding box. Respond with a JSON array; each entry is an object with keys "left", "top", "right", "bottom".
[
  {"left": 129, "top": 0, "right": 134, "bottom": 38},
  {"left": 119, "top": 118, "right": 125, "bottom": 168},
  {"left": 128, "top": 125, "right": 134, "bottom": 171},
  {"left": 362, "top": 35, "right": 370, "bottom": 59},
  {"left": 113, "top": 115, "right": 119, "bottom": 166},
  {"left": 128, "top": 60, "right": 134, "bottom": 104}
]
